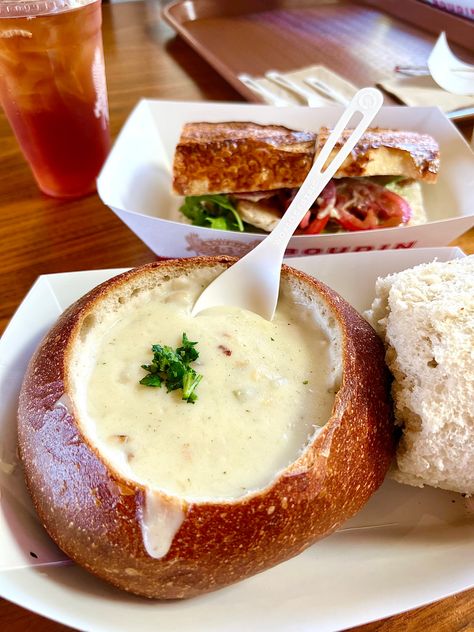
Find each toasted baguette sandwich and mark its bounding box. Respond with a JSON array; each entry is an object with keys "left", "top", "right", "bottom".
[{"left": 172, "top": 122, "right": 440, "bottom": 234}]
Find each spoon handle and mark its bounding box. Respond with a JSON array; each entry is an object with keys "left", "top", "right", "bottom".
[
  {"left": 265, "top": 87, "right": 383, "bottom": 255},
  {"left": 191, "top": 88, "right": 384, "bottom": 321}
]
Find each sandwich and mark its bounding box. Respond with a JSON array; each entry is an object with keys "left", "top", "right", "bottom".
[{"left": 172, "top": 122, "right": 440, "bottom": 234}]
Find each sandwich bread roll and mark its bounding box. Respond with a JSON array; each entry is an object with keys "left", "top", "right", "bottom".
[
  {"left": 173, "top": 121, "right": 316, "bottom": 196},
  {"left": 316, "top": 127, "right": 440, "bottom": 182},
  {"left": 172, "top": 122, "right": 439, "bottom": 234}
]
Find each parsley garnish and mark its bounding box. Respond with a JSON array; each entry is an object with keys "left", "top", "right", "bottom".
[{"left": 139, "top": 333, "right": 203, "bottom": 403}]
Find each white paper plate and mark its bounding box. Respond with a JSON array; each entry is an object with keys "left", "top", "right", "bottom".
[
  {"left": 1, "top": 248, "right": 474, "bottom": 632},
  {"left": 97, "top": 100, "right": 474, "bottom": 258}
]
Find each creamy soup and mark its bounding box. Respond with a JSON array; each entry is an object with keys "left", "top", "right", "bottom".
[{"left": 71, "top": 269, "right": 341, "bottom": 505}]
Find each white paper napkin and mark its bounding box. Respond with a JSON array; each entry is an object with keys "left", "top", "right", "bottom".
[
  {"left": 241, "top": 64, "right": 358, "bottom": 106},
  {"left": 379, "top": 74, "right": 474, "bottom": 112},
  {"left": 380, "top": 32, "right": 474, "bottom": 112}
]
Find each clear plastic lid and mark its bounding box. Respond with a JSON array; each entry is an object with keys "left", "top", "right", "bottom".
[{"left": 0, "top": 0, "right": 98, "bottom": 18}]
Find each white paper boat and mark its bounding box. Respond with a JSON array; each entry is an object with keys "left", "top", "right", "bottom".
[
  {"left": 97, "top": 100, "right": 474, "bottom": 258},
  {"left": 1, "top": 248, "right": 474, "bottom": 632}
]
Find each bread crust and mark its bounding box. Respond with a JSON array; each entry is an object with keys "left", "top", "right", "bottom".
[
  {"left": 317, "top": 128, "right": 440, "bottom": 182},
  {"left": 172, "top": 122, "right": 316, "bottom": 195},
  {"left": 18, "top": 257, "right": 394, "bottom": 599}
]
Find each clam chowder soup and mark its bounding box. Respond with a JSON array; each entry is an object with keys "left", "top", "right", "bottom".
[{"left": 71, "top": 269, "right": 341, "bottom": 502}]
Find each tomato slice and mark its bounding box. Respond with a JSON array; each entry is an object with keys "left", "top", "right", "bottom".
[
  {"left": 299, "top": 211, "right": 311, "bottom": 230},
  {"left": 304, "top": 213, "right": 330, "bottom": 234},
  {"left": 300, "top": 181, "right": 336, "bottom": 234},
  {"left": 334, "top": 179, "right": 412, "bottom": 231}
]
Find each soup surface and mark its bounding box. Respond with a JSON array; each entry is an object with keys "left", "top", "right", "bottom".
[{"left": 73, "top": 269, "right": 340, "bottom": 502}]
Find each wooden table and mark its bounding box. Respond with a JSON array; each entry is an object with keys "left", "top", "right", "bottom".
[{"left": 0, "top": 1, "right": 473, "bottom": 630}]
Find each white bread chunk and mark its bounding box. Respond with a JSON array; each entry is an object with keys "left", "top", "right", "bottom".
[{"left": 367, "top": 257, "right": 474, "bottom": 494}]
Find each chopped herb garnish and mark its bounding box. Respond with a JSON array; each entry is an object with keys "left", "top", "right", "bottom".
[
  {"left": 139, "top": 333, "right": 203, "bottom": 403},
  {"left": 303, "top": 380, "right": 309, "bottom": 385}
]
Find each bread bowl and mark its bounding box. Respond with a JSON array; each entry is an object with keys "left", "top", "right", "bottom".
[{"left": 18, "top": 256, "right": 394, "bottom": 599}]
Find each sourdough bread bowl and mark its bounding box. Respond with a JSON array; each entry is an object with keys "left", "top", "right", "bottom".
[{"left": 18, "top": 256, "right": 394, "bottom": 599}]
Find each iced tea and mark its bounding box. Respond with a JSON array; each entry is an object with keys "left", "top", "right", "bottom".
[{"left": 0, "top": 0, "right": 110, "bottom": 197}]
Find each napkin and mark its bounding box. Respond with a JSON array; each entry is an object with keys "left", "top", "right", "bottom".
[
  {"left": 242, "top": 64, "right": 358, "bottom": 106},
  {"left": 379, "top": 32, "right": 474, "bottom": 113},
  {"left": 378, "top": 74, "right": 474, "bottom": 113}
]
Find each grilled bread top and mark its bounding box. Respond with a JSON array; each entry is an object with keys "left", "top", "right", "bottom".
[
  {"left": 172, "top": 122, "right": 317, "bottom": 195},
  {"left": 316, "top": 128, "right": 440, "bottom": 182},
  {"left": 172, "top": 123, "right": 439, "bottom": 198}
]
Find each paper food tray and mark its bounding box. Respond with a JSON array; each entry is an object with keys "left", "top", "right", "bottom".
[
  {"left": 97, "top": 99, "right": 474, "bottom": 258},
  {"left": 1, "top": 248, "right": 474, "bottom": 632}
]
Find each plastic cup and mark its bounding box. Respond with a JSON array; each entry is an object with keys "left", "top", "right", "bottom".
[{"left": 0, "top": 0, "right": 111, "bottom": 198}]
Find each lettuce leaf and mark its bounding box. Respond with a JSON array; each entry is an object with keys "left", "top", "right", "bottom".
[{"left": 179, "top": 195, "right": 244, "bottom": 232}]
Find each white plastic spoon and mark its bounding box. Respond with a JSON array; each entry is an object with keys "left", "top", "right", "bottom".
[{"left": 192, "top": 87, "right": 383, "bottom": 321}]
